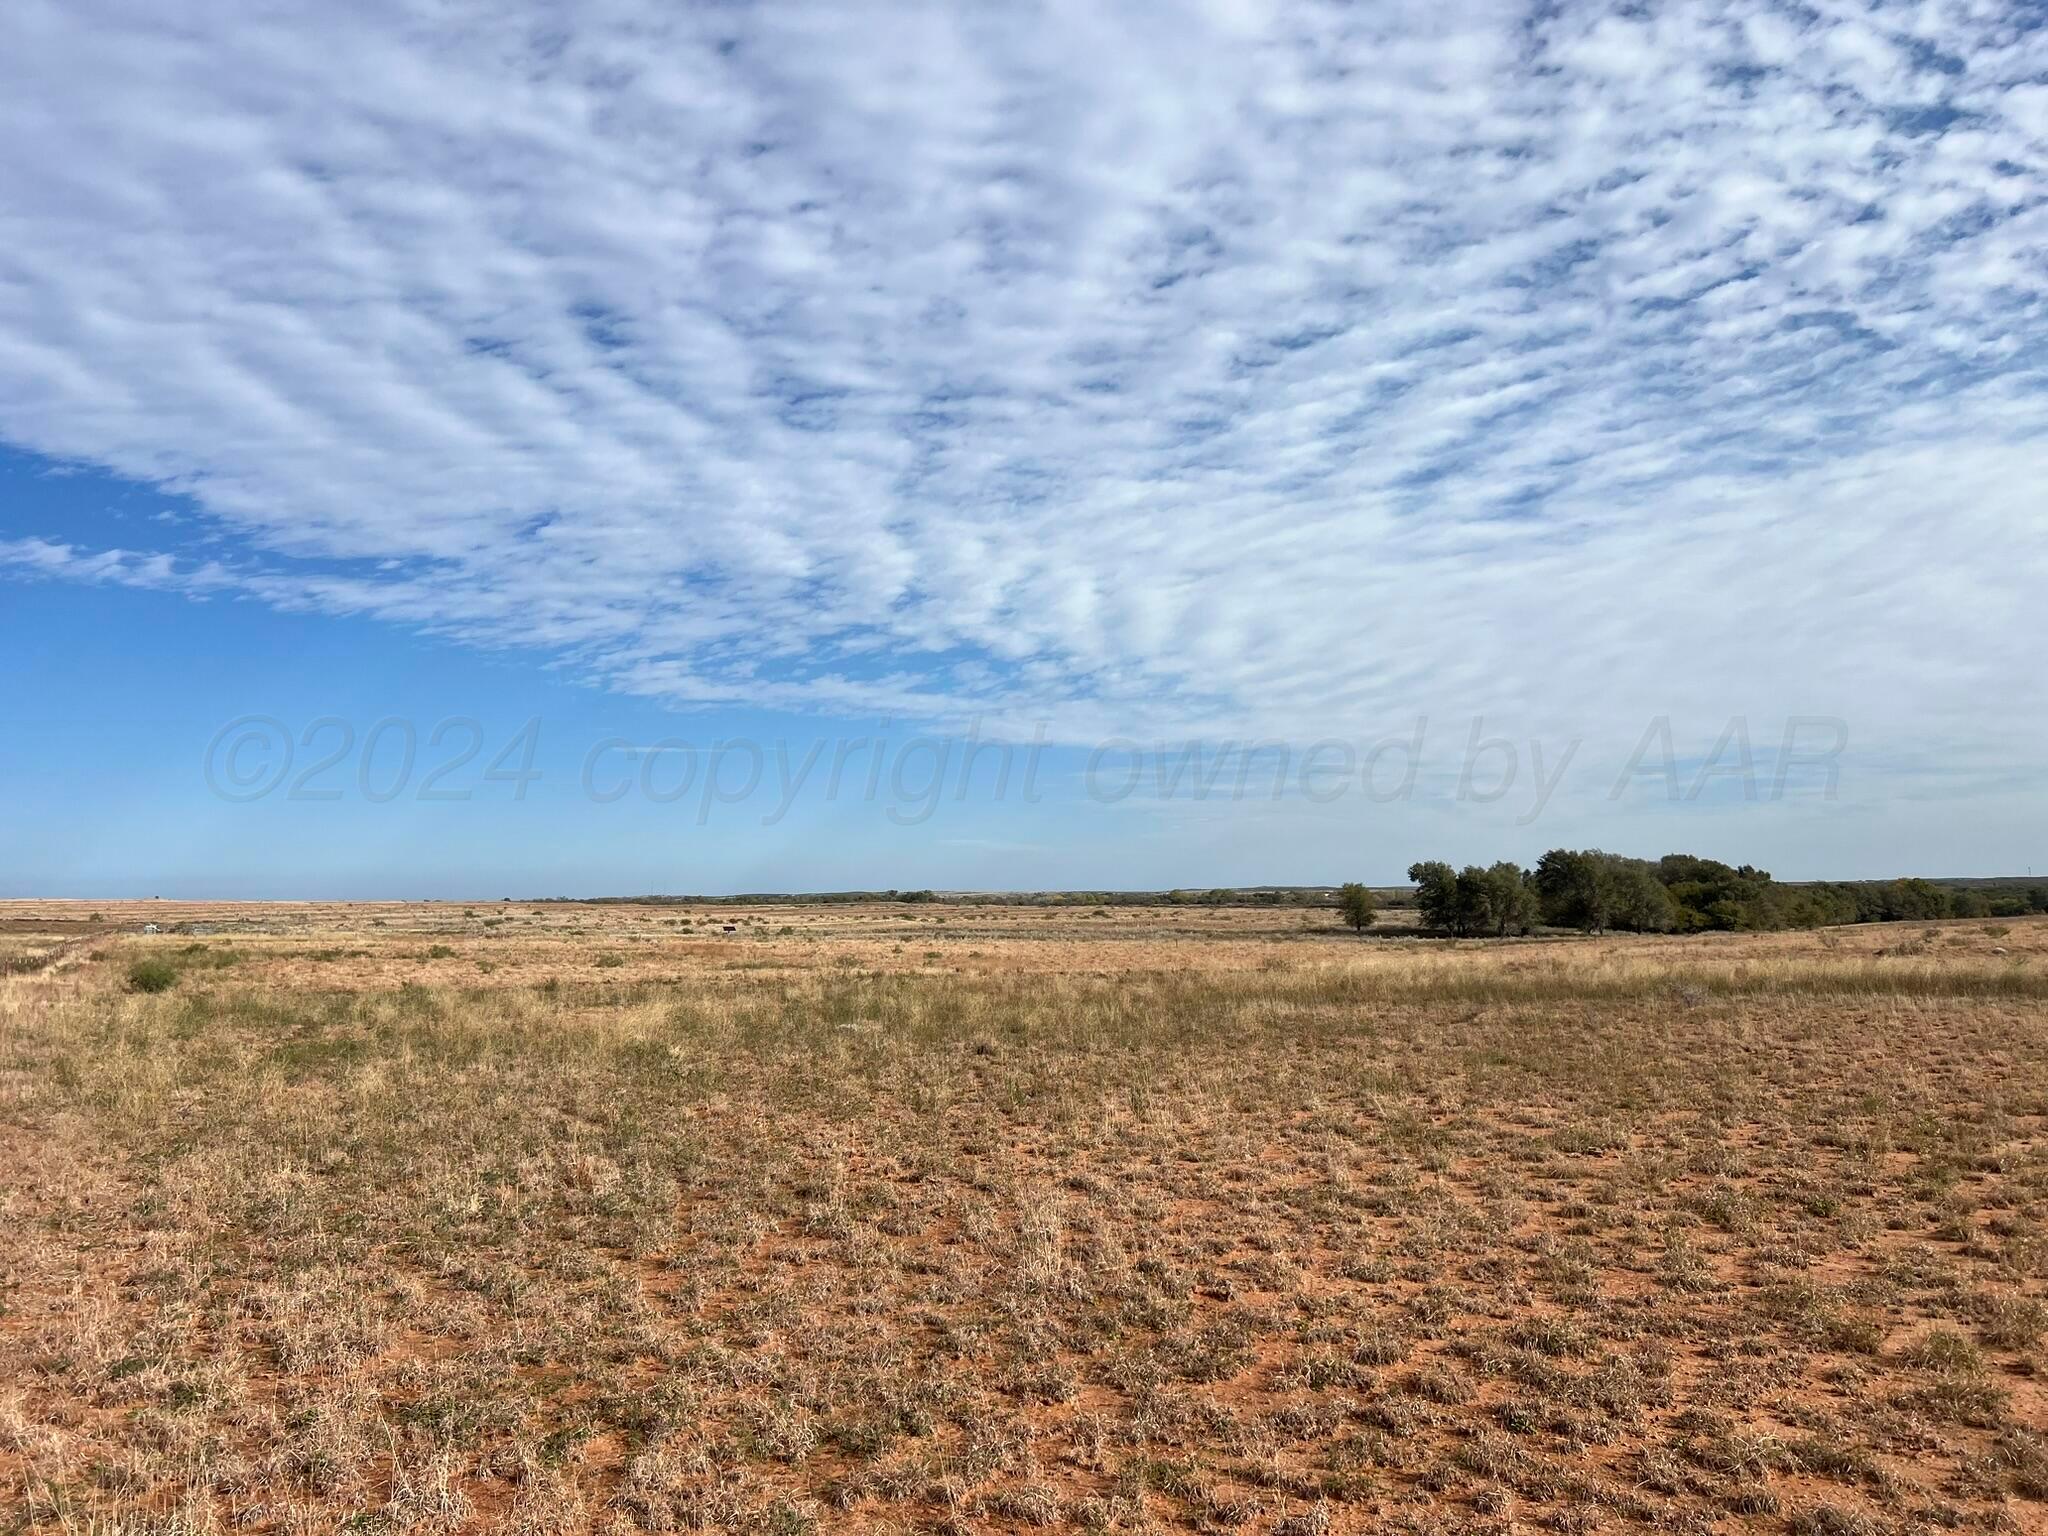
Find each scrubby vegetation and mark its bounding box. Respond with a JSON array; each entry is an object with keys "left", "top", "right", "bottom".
[
  {"left": 3, "top": 899, "right": 2046, "bottom": 1534},
  {"left": 124, "top": 956, "right": 178, "bottom": 992}
]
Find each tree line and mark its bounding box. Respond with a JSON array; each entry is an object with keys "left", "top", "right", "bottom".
[{"left": 1334, "top": 853, "right": 2048, "bottom": 936}]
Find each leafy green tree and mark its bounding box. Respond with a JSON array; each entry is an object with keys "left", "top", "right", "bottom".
[
  {"left": 1479, "top": 861, "right": 1539, "bottom": 936},
  {"left": 1534, "top": 848, "right": 1609, "bottom": 931},
  {"left": 1407, "top": 860, "right": 1460, "bottom": 933},
  {"left": 1535, "top": 848, "right": 1675, "bottom": 933},
  {"left": 1874, "top": 878, "right": 1950, "bottom": 922},
  {"left": 1606, "top": 861, "right": 1676, "bottom": 932},
  {"left": 1447, "top": 867, "right": 1492, "bottom": 936},
  {"left": 1409, "top": 863, "right": 1531, "bottom": 938},
  {"left": 1336, "top": 882, "right": 1376, "bottom": 934}
]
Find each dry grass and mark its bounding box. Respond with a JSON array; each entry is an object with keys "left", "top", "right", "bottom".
[{"left": 2, "top": 901, "right": 2046, "bottom": 1534}]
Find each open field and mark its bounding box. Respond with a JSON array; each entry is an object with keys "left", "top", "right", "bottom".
[{"left": 4, "top": 902, "right": 2048, "bottom": 1534}]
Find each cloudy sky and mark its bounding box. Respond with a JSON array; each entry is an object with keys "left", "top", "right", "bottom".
[{"left": 2, "top": 0, "right": 2045, "bottom": 894}]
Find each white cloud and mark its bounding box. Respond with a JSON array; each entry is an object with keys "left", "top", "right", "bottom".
[{"left": 1, "top": 0, "right": 2045, "bottom": 787}]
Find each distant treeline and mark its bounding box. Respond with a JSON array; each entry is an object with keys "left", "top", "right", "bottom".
[
  {"left": 546, "top": 887, "right": 1324, "bottom": 908},
  {"left": 534, "top": 871, "right": 2044, "bottom": 926},
  {"left": 536, "top": 890, "right": 942, "bottom": 906},
  {"left": 1403, "top": 851, "right": 2048, "bottom": 937}
]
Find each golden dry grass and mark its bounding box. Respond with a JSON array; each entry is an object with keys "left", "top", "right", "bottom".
[{"left": 3, "top": 901, "right": 2046, "bottom": 1534}]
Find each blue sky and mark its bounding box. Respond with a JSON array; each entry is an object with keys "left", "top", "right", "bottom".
[{"left": 3, "top": 0, "right": 2046, "bottom": 897}]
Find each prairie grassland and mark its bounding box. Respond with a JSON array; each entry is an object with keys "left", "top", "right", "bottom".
[{"left": 2, "top": 903, "right": 2046, "bottom": 1535}]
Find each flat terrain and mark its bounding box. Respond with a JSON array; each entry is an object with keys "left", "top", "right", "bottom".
[{"left": 3, "top": 901, "right": 2046, "bottom": 1534}]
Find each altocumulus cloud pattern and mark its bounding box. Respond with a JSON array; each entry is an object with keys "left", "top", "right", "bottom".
[{"left": 1, "top": 0, "right": 2045, "bottom": 778}]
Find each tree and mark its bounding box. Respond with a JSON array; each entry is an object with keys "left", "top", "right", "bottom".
[
  {"left": 1605, "top": 861, "right": 1676, "bottom": 932},
  {"left": 1479, "top": 861, "right": 1540, "bottom": 936},
  {"left": 1407, "top": 861, "right": 1460, "bottom": 933},
  {"left": 1534, "top": 848, "right": 1609, "bottom": 932},
  {"left": 1445, "top": 867, "right": 1491, "bottom": 936},
  {"left": 1874, "top": 878, "right": 1949, "bottom": 922},
  {"left": 1411, "top": 860, "right": 1539, "bottom": 937},
  {"left": 1534, "top": 848, "right": 1675, "bottom": 933},
  {"left": 1337, "top": 882, "right": 1376, "bottom": 934}
]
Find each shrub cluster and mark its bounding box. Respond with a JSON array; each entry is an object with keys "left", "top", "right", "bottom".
[{"left": 126, "top": 958, "right": 179, "bottom": 993}]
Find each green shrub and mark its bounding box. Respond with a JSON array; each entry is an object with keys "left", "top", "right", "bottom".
[{"left": 127, "top": 958, "right": 178, "bottom": 994}]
